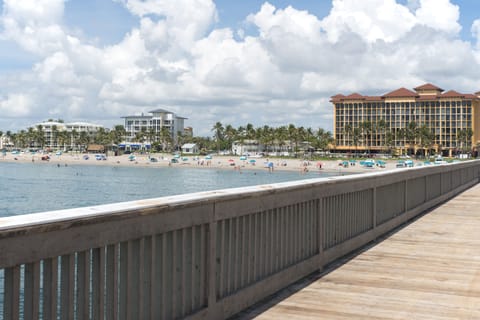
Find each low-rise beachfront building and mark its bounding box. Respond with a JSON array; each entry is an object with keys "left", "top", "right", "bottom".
[
  {"left": 181, "top": 143, "right": 199, "bottom": 154},
  {"left": 331, "top": 83, "right": 480, "bottom": 157},
  {"left": 0, "top": 134, "right": 13, "bottom": 150},
  {"left": 232, "top": 140, "right": 263, "bottom": 156},
  {"left": 232, "top": 140, "right": 295, "bottom": 156},
  {"left": 30, "top": 120, "right": 104, "bottom": 150},
  {"left": 121, "top": 109, "right": 187, "bottom": 150}
]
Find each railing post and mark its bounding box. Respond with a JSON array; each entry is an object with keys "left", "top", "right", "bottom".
[
  {"left": 208, "top": 204, "right": 220, "bottom": 319},
  {"left": 372, "top": 187, "right": 377, "bottom": 229},
  {"left": 317, "top": 198, "right": 324, "bottom": 270}
]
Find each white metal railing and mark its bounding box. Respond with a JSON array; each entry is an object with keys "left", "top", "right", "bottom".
[{"left": 1, "top": 161, "right": 479, "bottom": 320}]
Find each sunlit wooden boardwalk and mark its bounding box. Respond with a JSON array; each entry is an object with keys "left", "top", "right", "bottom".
[{"left": 234, "top": 184, "right": 480, "bottom": 319}]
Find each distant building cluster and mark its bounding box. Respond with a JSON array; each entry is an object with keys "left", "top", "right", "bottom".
[
  {"left": 331, "top": 83, "right": 480, "bottom": 156},
  {"left": 0, "top": 107, "right": 192, "bottom": 152}
]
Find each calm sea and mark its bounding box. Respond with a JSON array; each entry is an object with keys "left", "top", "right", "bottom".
[{"left": 0, "top": 162, "right": 344, "bottom": 218}]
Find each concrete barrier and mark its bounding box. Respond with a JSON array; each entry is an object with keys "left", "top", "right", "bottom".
[{"left": 1, "top": 161, "right": 479, "bottom": 319}]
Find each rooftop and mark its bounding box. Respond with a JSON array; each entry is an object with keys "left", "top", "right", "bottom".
[
  {"left": 331, "top": 83, "right": 479, "bottom": 103},
  {"left": 413, "top": 83, "right": 444, "bottom": 92}
]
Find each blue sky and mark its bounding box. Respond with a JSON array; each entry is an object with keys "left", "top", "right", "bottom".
[
  {"left": 49, "top": 1, "right": 480, "bottom": 44},
  {"left": 1, "top": 0, "right": 480, "bottom": 135}
]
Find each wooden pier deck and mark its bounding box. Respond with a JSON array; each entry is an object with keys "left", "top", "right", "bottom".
[{"left": 234, "top": 184, "right": 480, "bottom": 319}]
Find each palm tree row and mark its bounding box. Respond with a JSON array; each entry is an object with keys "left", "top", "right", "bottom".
[
  {"left": 210, "top": 122, "right": 334, "bottom": 155},
  {"left": 344, "top": 121, "right": 473, "bottom": 156}
]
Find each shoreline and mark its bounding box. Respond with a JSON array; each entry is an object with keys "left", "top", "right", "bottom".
[{"left": 0, "top": 152, "right": 405, "bottom": 174}]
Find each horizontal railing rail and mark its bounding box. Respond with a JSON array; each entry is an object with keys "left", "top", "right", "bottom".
[{"left": 1, "top": 160, "right": 479, "bottom": 319}]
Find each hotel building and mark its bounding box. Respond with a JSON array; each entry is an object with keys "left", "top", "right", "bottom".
[
  {"left": 121, "top": 109, "right": 187, "bottom": 149},
  {"left": 31, "top": 120, "right": 104, "bottom": 149},
  {"left": 331, "top": 84, "right": 480, "bottom": 156}
]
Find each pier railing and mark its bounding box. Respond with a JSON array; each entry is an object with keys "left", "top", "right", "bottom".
[{"left": 1, "top": 161, "right": 479, "bottom": 319}]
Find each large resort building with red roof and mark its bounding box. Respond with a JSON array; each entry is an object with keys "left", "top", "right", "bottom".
[{"left": 331, "top": 83, "right": 480, "bottom": 156}]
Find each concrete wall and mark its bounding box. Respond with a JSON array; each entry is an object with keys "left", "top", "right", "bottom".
[{"left": 1, "top": 161, "right": 479, "bottom": 319}]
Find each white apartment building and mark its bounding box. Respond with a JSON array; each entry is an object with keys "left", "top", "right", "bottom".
[
  {"left": 31, "top": 120, "right": 104, "bottom": 149},
  {"left": 122, "top": 109, "right": 187, "bottom": 149}
]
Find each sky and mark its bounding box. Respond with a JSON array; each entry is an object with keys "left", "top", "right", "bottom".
[{"left": 1, "top": 0, "right": 480, "bottom": 137}]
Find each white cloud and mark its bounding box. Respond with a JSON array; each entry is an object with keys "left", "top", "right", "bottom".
[
  {"left": 472, "top": 19, "right": 480, "bottom": 47},
  {"left": 0, "top": 0, "right": 479, "bottom": 135},
  {"left": 0, "top": 93, "right": 32, "bottom": 117},
  {"left": 1, "top": 0, "right": 66, "bottom": 55},
  {"left": 415, "top": 0, "right": 461, "bottom": 35},
  {"left": 321, "top": 0, "right": 417, "bottom": 43},
  {"left": 118, "top": 0, "right": 218, "bottom": 53}
]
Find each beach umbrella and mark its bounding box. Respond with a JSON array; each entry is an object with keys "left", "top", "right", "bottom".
[
  {"left": 205, "top": 155, "right": 212, "bottom": 160},
  {"left": 174, "top": 154, "right": 180, "bottom": 158},
  {"left": 240, "top": 156, "right": 247, "bottom": 161},
  {"left": 182, "top": 157, "right": 188, "bottom": 161},
  {"left": 249, "top": 159, "right": 256, "bottom": 163}
]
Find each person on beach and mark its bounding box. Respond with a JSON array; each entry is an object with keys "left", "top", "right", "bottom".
[{"left": 268, "top": 162, "right": 274, "bottom": 173}]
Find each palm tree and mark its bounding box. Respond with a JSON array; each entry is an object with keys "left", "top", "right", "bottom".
[
  {"left": 211, "top": 122, "right": 224, "bottom": 153},
  {"left": 78, "top": 131, "right": 90, "bottom": 151},
  {"left": 376, "top": 119, "right": 387, "bottom": 153},
  {"left": 245, "top": 123, "right": 256, "bottom": 140},
  {"left": 352, "top": 127, "right": 361, "bottom": 156},
  {"left": 159, "top": 126, "right": 172, "bottom": 152},
  {"left": 57, "top": 131, "right": 69, "bottom": 151},
  {"left": 51, "top": 125, "right": 59, "bottom": 149},
  {"left": 457, "top": 128, "right": 474, "bottom": 153},
  {"left": 27, "top": 127, "right": 35, "bottom": 148},
  {"left": 70, "top": 129, "right": 79, "bottom": 151},
  {"left": 287, "top": 124, "right": 298, "bottom": 156},
  {"left": 35, "top": 125, "right": 45, "bottom": 150},
  {"left": 359, "top": 121, "right": 372, "bottom": 154},
  {"left": 405, "top": 122, "right": 418, "bottom": 155},
  {"left": 275, "top": 126, "right": 289, "bottom": 154},
  {"left": 344, "top": 124, "right": 353, "bottom": 151},
  {"left": 134, "top": 127, "right": 148, "bottom": 151},
  {"left": 465, "top": 128, "right": 474, "bottom": 153},
  {"left": 224, "top": 124, "right": 237, "bottom": 150},
  {"left": 385, "top": 131, "right": 395, "bottom": 154},
  {"left": 258, "top": 125, "right": 275, "bottom": 154},
  {"left": 418, "top": 125, "right": 434, "bottom": 157},
  {"left": 110, "top": 125, "right": 126, "bottom": 146},
  {"left": 176, "top": 131, "right": 187, "bottom": 151},
  {"left": 315, "top": 128, "right": 333, "bottom": 152}
]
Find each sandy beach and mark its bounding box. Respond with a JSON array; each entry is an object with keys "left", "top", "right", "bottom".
[{"left": 0, "top": 151, "right": 410, "bottom": 174}]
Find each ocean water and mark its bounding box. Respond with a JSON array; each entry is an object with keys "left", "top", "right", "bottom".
[{"left": 0, "top": 162, "right": 344, "bottom": 218}]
